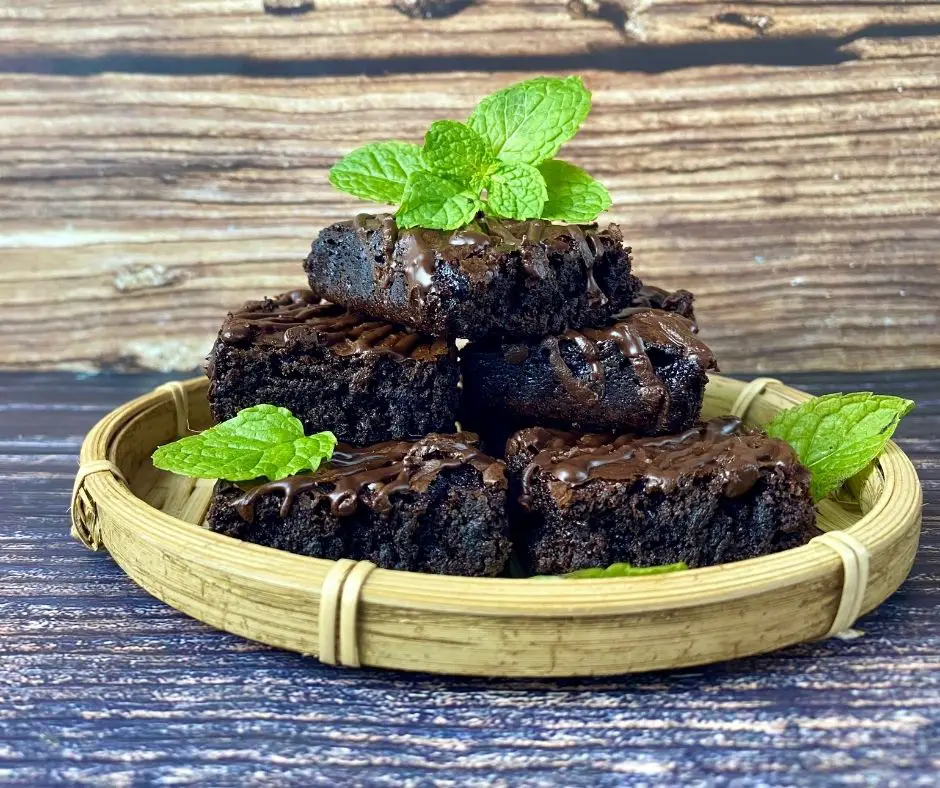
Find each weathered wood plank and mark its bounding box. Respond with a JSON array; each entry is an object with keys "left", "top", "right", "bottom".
[
  {"left": 1, "top": 0, "right": 939, "bottom": 60},
  {"left": 1, "top": 369, "right": 937, "bottom": 784},
  {"left": 1, "top": 54, "right": 938, "bottom": 372}
]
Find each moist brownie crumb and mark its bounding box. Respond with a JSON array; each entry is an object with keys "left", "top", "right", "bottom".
[
  {"left": 207, "top": 290, "right": 460, "bottom": 445},
  {"left": 461, "top": 309, "right": 717, "bottom": 441},
  {"left": 305, "top": 213, "right": 640, "bottom": 340},
  {"left": 505, "top": 417, "right": 818, "bottom": 575},
  {"left": 206, "top": 432, "right": 511, "bottom": 577}
]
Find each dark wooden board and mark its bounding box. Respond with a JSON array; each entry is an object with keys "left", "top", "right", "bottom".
[{"left": 1, "top": 370, "right": 937, "bottom": 785}]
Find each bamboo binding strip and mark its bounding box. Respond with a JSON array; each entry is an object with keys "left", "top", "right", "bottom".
[
  {"left": 728, "top": 377, "right": 873, "bottom": 637},
  {"left": 317, "top": 559, "right": 377, "bottom": 667},
  {"left": 812, "top": 531, "right": 871, "bottom": 637},
  {"left": 68, "top": 374, "right": 922, "bottom": 677},
  {"left": 70, "top": 459, "right": 127, "bottom": 551},
  {"left": 156, "top": 381, "right": 190, "bottom": 438},
  {"left": 729, "top": 377, "right": 783, "bottom": 420}
]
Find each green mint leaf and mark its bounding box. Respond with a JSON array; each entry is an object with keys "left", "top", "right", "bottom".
[
  {"left": 468, "top": 76, "right": 591, "bottom": 166},
  {"left": 485, "top": 161, "right": 547, "bottom": 220},
  {"left": 329, "top": 142, "right": 423, "bottom": 204},
  {"left": 422, "top": 120, "right": 494, "bottom": 182},
  {"left": 152, "top": 404, "right": 337, "bottom": 482},
  {"left": 397, "top": 170, "right": 483, "bottom": 230},
  {"left": 765, "top": 392, "right": 914, "bottom": 501},
  {"left": 539, "top": 159, "right": 612, "bottom": 222},
  {"left": 561, "top": 561, "right": 688, "bottom": 579}
]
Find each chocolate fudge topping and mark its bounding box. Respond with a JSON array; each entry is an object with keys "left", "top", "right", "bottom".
[
  {"left": 511, "top": 416, "right": 797, "bottom": 507},
  {"left": 232, "top": 432, "right": 505, "bottom": 521},
  {"left": 220, "top": 289, "right": 449, "bottom": 361},
  {"left": 621, "top": 285, "right": 697, "bottom": 328}
]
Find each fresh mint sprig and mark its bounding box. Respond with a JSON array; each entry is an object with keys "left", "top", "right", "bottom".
[
  {"left": 562, "top": 561, "right": 688, "bottom": 579},
  {"left": 468, "top": 75, "right": 591, "bottom": 166},
  {"left": 152, "top": 404, "right": 337, "bottom": 482},
  {"left": 328, "top": 76, "right": 612, "bottom": 230},
  {"left": 535, "top": 561, "right": 688, "bottom": 579},
  {"left": 766, "top": 392, "right": 914, "bottom": 501},
  {"left": 539, "top": 159, "right": 612, "bottom": 222},
  {"left": 328, "top": 142, "right": 423, "bottom": 205}
]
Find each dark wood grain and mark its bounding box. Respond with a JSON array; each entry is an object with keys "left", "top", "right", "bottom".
[
  {"left": 1, "top": 370, "right": 937, "bottom": 785},
  {"left": 3, "top": 1, "right": 939, "bottom": 59},
  {"left": 3, "top": 47, "right": 940, "bottom": 373},
  {"left": 2, "top": 2, "right": 940, "bottom": 374}
]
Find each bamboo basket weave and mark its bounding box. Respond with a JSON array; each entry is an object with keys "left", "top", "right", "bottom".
[{"left": 70, "top": 375, "right": 922, "bottom": 677}]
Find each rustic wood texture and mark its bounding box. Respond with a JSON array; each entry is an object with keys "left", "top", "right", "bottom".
[
  {"left": 1, "top": 369, "right": 937, "bottom": 783},
  {"left": 1, "top": 5, "right": 939, "bottom": 373},
  {"left": 2, "top": 0, "right": 939, "bottom": 58}
]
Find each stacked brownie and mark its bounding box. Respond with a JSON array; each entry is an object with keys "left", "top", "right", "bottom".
[{"left": 204, "top": 213, "right": 817, "bottom": 576}]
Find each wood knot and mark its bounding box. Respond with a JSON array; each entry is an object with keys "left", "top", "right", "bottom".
[
  {"left": 262, "top": 0, "right": 315, "bottom": 15},
  {"left": 714, "top": 11, "right": 775, "bottom": 36},
  {"left": 566, "top": 0, "right": 629, "bottom": 36},
  {"left": 393, "top": 0, "right": 474, "bottom": 20}
]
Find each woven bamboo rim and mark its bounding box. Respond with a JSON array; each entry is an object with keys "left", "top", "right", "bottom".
[{"left": 70, "top": 375, "right": 922, "bottom": 677}]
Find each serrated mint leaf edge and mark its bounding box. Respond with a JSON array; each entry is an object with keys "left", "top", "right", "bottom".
[
  {"left": 152, "top": 405, "right": 338, "bottom": 482},
  {"left": 467, "top": 75, "right": 592, "bottom": 166},
  {"left": 396, "top": 170, "right": 483, "bottom": 230},
  {"left": 485, "top": 161, "right": 547, "bottom": 220},
  {"left": 538, "top": 158, "right": 612, "bottom": 222},
  {"left": 328, "top": 141, "right": 424, "bottom": 204},
  {"left": 765, "top": 392, "right": 914, "bottom": 501},
  {"left": 421, "top": 120, "right": 494, "bottom": 181}
]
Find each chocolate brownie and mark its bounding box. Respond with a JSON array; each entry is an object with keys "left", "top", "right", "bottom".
[
  {"left": 207, "top": 290, "right": 459, "bottom": 445},
  {"left": 461, "top": 309, "right": 717, "bottom": 440},
  {"left": 305, "top": 214, "right": 640, "bottom": 340},
  {"left": 505, "top": 417, "right": 817, "bottom": 575},
  {"left": 206, "top": 432, "right": 511, "bottom": 577}
]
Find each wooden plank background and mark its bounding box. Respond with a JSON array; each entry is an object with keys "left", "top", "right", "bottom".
[{"left": 1, "top": 1, "right": 939, "bottom": 372}]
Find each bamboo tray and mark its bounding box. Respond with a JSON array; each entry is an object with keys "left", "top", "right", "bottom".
[{"left": 71, "top": 375, "right": 922, "bottom": 677}]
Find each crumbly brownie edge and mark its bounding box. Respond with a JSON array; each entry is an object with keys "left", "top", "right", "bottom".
[
  {"left": 460, "top": 310, "right": 716, "bottom": 434},
  {"left": 510, "top": 466, "right": 817, "bottom": 575},
  {"left": 206, "top": 466, "right": 512, "bottom": 577},
  {"left": 207, "top": 336, "right": 460, "bottom": 445},
  {"left": 306, "top": 218, "right": 640, "bottom": 340},
  {"left": 504, "top": 421, "right": 817, "bottom": 574}
]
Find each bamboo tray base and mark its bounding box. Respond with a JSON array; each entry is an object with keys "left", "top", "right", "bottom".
[{"left": 71, "top": 375, "right": 922, "bottom": 677}]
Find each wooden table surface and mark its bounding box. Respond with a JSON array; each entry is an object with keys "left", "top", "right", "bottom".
[{"left": 1, "top": 369, "right": 937, "bottom": 786}]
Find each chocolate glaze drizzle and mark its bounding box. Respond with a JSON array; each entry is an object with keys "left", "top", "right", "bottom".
[
  {"left": 346, "top": 213, "right": 618, "bottom": 309},
  {"left": 619, "top": 284, "right": 697, "bottom": 330},
  {"left": 566, "top": 225, "right": 607, "bottom": 307},
  {"left": 230, "top": 433, "right": 505, "bottom": 522},
  {"left": 220, "top": 289, "right": 448, "bottom": 360},
  {"left": 511, "top": 417, "right": 796, "bottom": 508},
  {"left": 507, "top": 310, "right": 716, "bottom": 420}
]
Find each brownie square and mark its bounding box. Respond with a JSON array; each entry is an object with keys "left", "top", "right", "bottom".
[
  {"left": 206, "top": 432, "right": 511, "bottom": 577},
  {"left": 461, "top": 309, "right": 717, "bottom": 440},
  {"left": 505, "top": 417, "right": 818, "bottom": 575},
  {"left": 305, "top": 214, "right": 640, "bottom": 340},
  {"left": 207, "top": 290, "right": 460, "bottom": 445}
]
